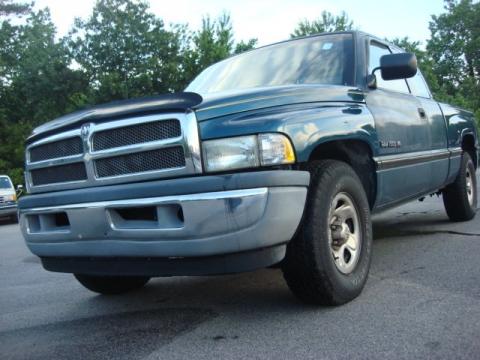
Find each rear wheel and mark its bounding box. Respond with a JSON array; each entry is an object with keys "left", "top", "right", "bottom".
[
  {"left": 74, "top": 274, "right": 150, "bottom": 295},
  {"left": 443, "top": 152, "right": 477, "bottom": 222},
  {"left": 11, "top": 214, "right": 18, "bottom": 223},
  {"left": 282, "top": 160, "right": 372, "bottom": 306}
]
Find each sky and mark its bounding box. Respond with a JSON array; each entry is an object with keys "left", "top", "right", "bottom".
[{"left": 34, "top": 0, "right": 447, "bottom": 47}]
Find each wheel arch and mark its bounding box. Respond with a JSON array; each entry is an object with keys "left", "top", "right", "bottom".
[
  {"left": 462, "top": 133, "right": 477, "bottom": 169},
  {"left": 306, "top": 139, "right": 377, "bottom": 209}
]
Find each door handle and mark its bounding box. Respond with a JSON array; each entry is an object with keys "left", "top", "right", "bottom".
[{"left": 418, "top": 107, "right": 426, "bottom": 118}]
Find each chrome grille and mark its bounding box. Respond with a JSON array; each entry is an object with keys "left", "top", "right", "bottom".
[
  {"left": 30, "top": 163, "right": 87, "bottom": 186},
  {"left": 0, "top": 196, "right": 4, "bottom": 204},
  {"left": 95, "top": 147, "right": 185, "bottom": 178},
  {"left": 92, "top": 119, "right": 181, "bottom": 151},
  {"left": 25, "top": 112, "right": 202, "bottom": 193},
  {"left": 29, "top": 137, "right": 83, "bottom": 162}
]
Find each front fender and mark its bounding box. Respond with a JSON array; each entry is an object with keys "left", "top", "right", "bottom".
[{"left": 198, "top": 102, "right": 378, "bottom": 162}]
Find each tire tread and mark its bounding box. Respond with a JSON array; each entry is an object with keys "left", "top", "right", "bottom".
[
  {"left": 282, "top": 160, "right": 372, "bottom": 306},
  {"left": 443, "top": 153, "right": 477, "bottom": 222}
]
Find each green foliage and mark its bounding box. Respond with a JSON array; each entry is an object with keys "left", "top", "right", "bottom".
[
  {"left": 0, "top": 119, "right": 30, "bottom": 185},
  {"left": 291, "top": 11, "right": 354, "bottom": 38},
  {"left": 67, "top": 4, "right": 257, "bottom": 99},
  {"left": 0, "top": 0, "right": 32, "bottom": 16},
  {"left": 234, "top": 39, "right": 258, "bottom": 54},
  {"left": 0, "top": 8, "right": 89, "bottom": 186},
  {"left": 68, "top": 0, "right": 184, "bottom": 101},
  {"left": 427, "top": 0, "right": 480, "bottom": 125}
]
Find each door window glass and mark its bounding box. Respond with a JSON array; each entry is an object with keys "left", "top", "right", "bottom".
[
  {"left": 369, "top": 42, "right": 410, "bottom": 94},
  {"left": 407, "top": 70, "right": 431, "bottom": 98}
]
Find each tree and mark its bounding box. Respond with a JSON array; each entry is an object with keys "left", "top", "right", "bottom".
[
  {"left": 291, "top": 11, "right": 354, "bottom": 38},
  {"left": 1, "top": 9, "right": 88, "bottom": 125},
  {"left": 427, "top": 0, "right": 480, "bottom": 123},
  {"left": 184, "top": 13, "right": 234, "bottom": 79},
  {"left": 0, "top": 9, "right": 88, "bottom": 186},
  {"left": 68, "top": 0, "right": 185, "bottom": 102},
  {"left": 234, "top": 38, "right": 258, "bottom": 54},
  {"left": 0, "top": 0, "right": 32, "bottom": 16}
]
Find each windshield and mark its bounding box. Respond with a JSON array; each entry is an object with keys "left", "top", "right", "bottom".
[
  {"left": 186, "top": 33, "right": 354, "bottom": 95},
  {"left": 0, "top": 177, "right": 12, "bottom": 190}
]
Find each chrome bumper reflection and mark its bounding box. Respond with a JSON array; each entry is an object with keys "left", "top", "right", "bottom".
[{"left": 20, "top": 188, "right": 268, "bottom": 238}]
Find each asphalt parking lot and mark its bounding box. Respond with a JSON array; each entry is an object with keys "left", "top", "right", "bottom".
[{"left": 1, "top": 177, "right": 479, "bottom": 360}]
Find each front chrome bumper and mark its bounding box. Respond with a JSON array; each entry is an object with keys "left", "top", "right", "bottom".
[{"left": 20, "top": 186, "right": 307, "bottom": 258}]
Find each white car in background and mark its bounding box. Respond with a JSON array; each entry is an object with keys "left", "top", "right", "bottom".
[{"left": 0, "top": 175, "right": 20, "bottom": 223}]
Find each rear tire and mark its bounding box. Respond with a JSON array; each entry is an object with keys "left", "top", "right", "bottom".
[
  {"left": 74, "top": 274, "right": 150, "bottom": 295},
  {"left": 282, "top": 160, "right": 372, "bottom": 306},
  {"left": 11, "top": 214, "right": 18, "bottom": 223},
  {"left": 443, "top": 152, "right": 477, "bottom": 222}
]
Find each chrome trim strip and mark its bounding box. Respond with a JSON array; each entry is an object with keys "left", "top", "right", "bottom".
[
  {"left": 25, "top": 111, "right": 203, "bottom": 193},
  {"left": 89, "top": 137, "right": 183, "bottom": 158},
  {"left": 184, "top": 111, "right": 203, "bottom": 173},
  {"left": 374, "top": 149, "right": 458, "bottom": 171},
  {"left": 20, "top": 188, "right": 268, "bottom": 214},
  {"left": 27, "top": 155, "right": 85, "bottom": 170},
  {"left": 449, "top": 147, "right": 462, "bottom": 157}
]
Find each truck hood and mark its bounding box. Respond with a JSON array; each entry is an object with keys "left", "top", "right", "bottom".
[
  {"left": 27, "top": 92, "right": 203, "bottom": 144},
  {"left": 194, "top": 85, "right": 365, "bottom": 121},
  {"left": 28, "top": 85, "right": 364, "bottom": 143}
]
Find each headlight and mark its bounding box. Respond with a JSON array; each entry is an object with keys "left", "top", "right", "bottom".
[
  {"left": 258, "top": 133, "right": 296, "bottom": 166},
  {"left": 5, "top": 194, "right": 16, "bottom": 202},
  {"left": 202, "top": 133, "right": 295, "bottom": 172},
  {"left": 203, "top": 135, "right": 259, "bottom": 172}
]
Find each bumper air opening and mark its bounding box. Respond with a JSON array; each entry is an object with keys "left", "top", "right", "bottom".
[
  {"left": 108, "top": 204, "right": 184, "bottom": 230},
  {"left": 27, "top": 212, "right": 70, "bottom": 233},
  {"left": 116, "top": 207, "right": 158, "bottom": 222}
]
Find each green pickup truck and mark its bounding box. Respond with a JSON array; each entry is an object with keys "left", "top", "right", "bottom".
[{"left": 18, "top": 31, "right": 478, "bottom": 305}]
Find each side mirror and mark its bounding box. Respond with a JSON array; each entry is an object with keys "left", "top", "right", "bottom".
[
  {"left": 16, "top": 184, "right": 23, "bottom": 195},
  {"left": 378, "top": 53, "right": 417, "bottom": 80}
]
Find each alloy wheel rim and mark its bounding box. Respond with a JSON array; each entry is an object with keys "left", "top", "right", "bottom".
[
  {"left": 466, "top": 167, "right": 474, "bottom": 206},
  {"left": 328, "top": 192, "right": 362, "bottom": 275}
]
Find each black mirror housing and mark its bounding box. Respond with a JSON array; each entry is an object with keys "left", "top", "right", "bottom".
[{"left": 379, "top": 53, "right": 417, "bottom": 81}]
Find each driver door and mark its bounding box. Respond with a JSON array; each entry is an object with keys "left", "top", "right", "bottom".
[{"left": 365, "top": 40, "right": 432, "bottom": 207}]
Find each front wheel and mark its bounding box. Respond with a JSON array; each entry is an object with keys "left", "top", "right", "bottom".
[
  {"left": 282, "top": 160, "right": 373, "bottom": 306},
  {"left": 74, "top": 274, "right": 150, "bottom": 295},
  {"left": 443, "top": 152, "right": 477, "bottom": 222}
]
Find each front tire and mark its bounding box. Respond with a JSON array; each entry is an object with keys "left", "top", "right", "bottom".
[
  {"left": 74, "top": 274, "right": 150, "bottom": 295},
  {"left": 443, "top": 152, "right": 477, "bottom": 222},
  {"left": 282, "top": 160, "right": 372, "bottom": 306}
]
